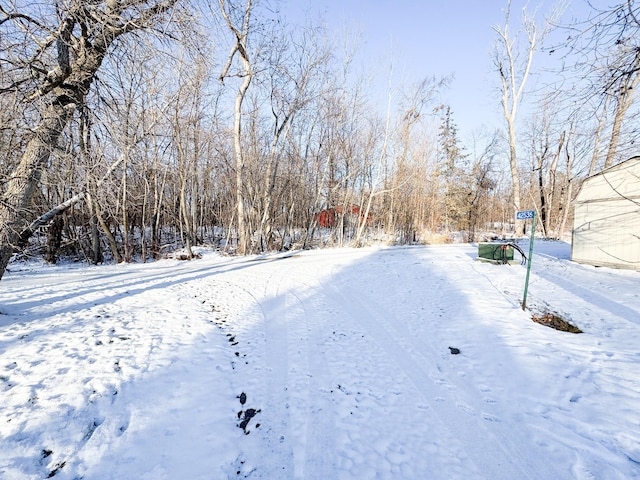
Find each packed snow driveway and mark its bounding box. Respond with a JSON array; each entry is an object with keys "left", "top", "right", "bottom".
[{"left": 1, "top": 244, "right": 639, "bottom": 479}]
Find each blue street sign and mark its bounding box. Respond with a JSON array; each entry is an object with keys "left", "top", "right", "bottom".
[{"left": 516, "top": 210, "right": 535, "bottom": 220}]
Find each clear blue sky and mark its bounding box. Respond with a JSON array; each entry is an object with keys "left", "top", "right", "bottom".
[{"left": 283, "top": 0, "right": 589, "bottom": 139}]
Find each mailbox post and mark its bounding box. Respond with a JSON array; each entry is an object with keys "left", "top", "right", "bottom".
[{"left": 516, "top": 210, "right": 536, "bottom": 310}]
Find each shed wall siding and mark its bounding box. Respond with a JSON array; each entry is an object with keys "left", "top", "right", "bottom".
[
  {"left": 572, "top": 200, "right": 640, "bottom": 269},
  {"left": 571, "top": 157, "right": 640, "bottom": 271}
]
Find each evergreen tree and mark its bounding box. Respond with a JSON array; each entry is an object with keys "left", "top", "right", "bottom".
[{"left": 437, "top": 106, "right": 469, "bottom": 232}]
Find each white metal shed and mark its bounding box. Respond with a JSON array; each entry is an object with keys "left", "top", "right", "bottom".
[{"left": 571, "top": 156, "right": 640, "bottom": 270}]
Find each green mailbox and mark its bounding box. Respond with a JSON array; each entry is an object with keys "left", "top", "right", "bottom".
[{"left": 478, "top": 243, "right": 514, "bottom": 264}]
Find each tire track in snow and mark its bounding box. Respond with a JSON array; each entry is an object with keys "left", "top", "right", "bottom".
[
  {"left": 229, "top": 259, "right": 341, "bottom": 479},
  {"left": 327, "top": 277, "right": 566, "bottom": 480},
  {"left": 257, "top": 261, "right": 341, "bottom": 479},
  {"left": 258, "top": 263, "right": 296, "bottom": 477},
  {"left": 286, "top": 278, "right": 338, "bottom": 479},
  {"left": 291, "top": 264, "right": 483, "bottom": 478}
]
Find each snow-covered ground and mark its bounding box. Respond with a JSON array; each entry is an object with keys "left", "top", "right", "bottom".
[{"left": 1, "top": 240, "right": 639, "bottom": 479}]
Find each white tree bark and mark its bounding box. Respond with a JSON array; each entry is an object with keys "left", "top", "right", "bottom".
[
  {"left": 219, "top": 0, "right": 254, "bottom": 254},
  {"left": 493, "top": 1, "right": 543, "bottom": 235}
]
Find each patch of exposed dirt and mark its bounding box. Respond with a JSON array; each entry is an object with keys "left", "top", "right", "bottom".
[{"left": 532, "top": 313, "right": 582, "bottom": 333}]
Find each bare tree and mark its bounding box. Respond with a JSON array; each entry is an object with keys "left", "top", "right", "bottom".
[
  {"left": 560, "top": 2, "right": 640, "bottom": 170},
  {"left": 588, "top": 97, "right": 609, "bottom": 176},
  {"left": 465, "top": 132, "right": 499, "bottom": 242},
  {"left": 493, "top": 0, "right": 555, "bottom": 234},
  {"left": 599, "top": 7, "right": 640, "bottom": 168},
  {"left": 387, "top": 77, "right": 447, "bottom": 243},
  {"left": 0, "top": 0, "right": 180, "bottom": 279},
  {"left": 169, "top": 54, "right": 213, "bottom": 259},
  {"left": 218, "top": 0, "right": 254, "bottom": 254},
  {"left": 256, "top": 24, "right": 331, "bottom": 251},
  {"left": 526, "top": 95, "right": 566, "bottom": 238}
]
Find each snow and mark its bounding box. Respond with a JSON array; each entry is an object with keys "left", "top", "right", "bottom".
[{"left": 1, "top": 241, "right": 639, "bottom": 479}]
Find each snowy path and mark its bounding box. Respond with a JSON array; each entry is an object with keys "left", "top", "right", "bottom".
[{"left": 1, "top": 244, "right": 639, "bottom": 479}]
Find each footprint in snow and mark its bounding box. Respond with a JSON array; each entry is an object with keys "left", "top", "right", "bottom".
[{"left": 236, "top": 392, "right": 260, "bottom": 434}]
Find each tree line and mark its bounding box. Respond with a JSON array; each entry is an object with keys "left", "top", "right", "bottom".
[{"left": 1, "top": 0, "right": 638, "bottom": 279}]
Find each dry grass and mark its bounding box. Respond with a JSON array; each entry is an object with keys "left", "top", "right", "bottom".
[{"left": 532, "top": 313, "right": 583, "bottom": 333}]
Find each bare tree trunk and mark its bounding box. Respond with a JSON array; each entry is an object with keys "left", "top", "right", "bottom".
[
  {"left": 153, "top": 164, "right": 169, "bottom": 255},
  {"left": 141, "top": 178, "right": 149, "bottom": 262},
  {"left": 233, "top": 68, "right": 252, "bottom": 254},
  {"left": 493, "top": 0, "right": 548, "bottom": 236},
  {"left": 506, "top": 118, "right": 523, "bottom": 231},
  {"left": 0, "top": 101, "right": 74, "bottom": 277},
  {"left": 604, "top": 55, "right": 640, "bottom": 168},
  {"left": 558, "top": 143, "right": 574, "bottom": 237},
  {"left": 91, "top": 192, "right": 123, "bottom": 263},
  {"left": 548, "top": 132, "right": 562, "bottom": 200},
  {"left": 179, "top": 173, "right": 194, "bottom": 259},
  {"left": 589, "top": 100, "right": 608, "bottom": 175},
  {"left": 355, "top": 83, "right": 393, "bottom": 246},
  {"left": 121, "top": 156, "right": 132, "bottom": 262},
  {"left": 79, "top": 104, "right": 102, "bottom": 264},
  {"left": 546, "top": 130, "right": 564, "bottom": 237},
  {"left": 258, "top": 118, "right": 293, "bottom": 250},
  {"left": 219, "top": 0, "right": 254, "bottom": 255},
  {"left": 87, "top": 194, "right": 103, "bottom": 264},
  {"left": 536, "top": 140, "right": 550, "bottom": 237}
]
